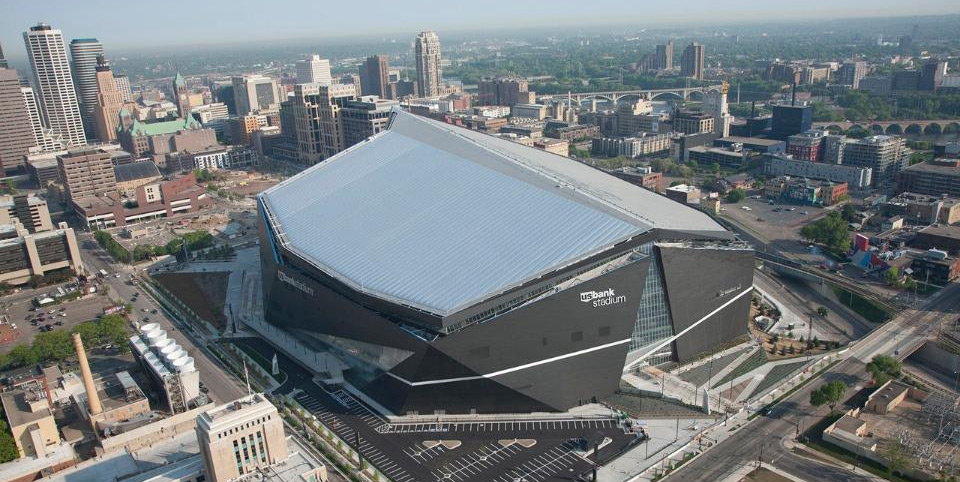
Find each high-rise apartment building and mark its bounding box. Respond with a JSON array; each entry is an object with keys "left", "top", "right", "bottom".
[
  {"left": 113, "top": 74, "right": 132, "bottom": 102},
  {"left": 842, "top": 135, "right": 906, "bottom": 187},
  {"left": 0, "top": 41, "right": 7, "bottom": 68},
  {"left": 21, "top": 86, "right": 58, "bottom": 152},
  {"left": 655, "top": 41, "right": 674, "bottom": 70},
  {"left": 341, "top": 95, "right": 399, "bottom": 147},
  {"left": 291, "top": 82, "right": 357, "bottom": 164},
  {"left": 231, "top": 74, "right": 282, "bottom": 115},
  {"left": 92, "top": 55, "right": 124, "bottom": 143},
  {"left": 196, "top": 394, "right": 288, "bottom": 482},
  {"left": 24, "top": 24, "right": 86, "bottom": 148},
  {"left": 0, "top": 68, "right": 37, "bottom": 173},
  {"left": 837, "top": 61, "right": 868, "bottom": 89},
  {"left": 415, "top": 31, "right": 442, "bottom": 97},
  {"left": 359, "top": 55, "right": 389, "bottom": 99},
  {"left": 681, "top": 42, "right": 705, "bottom": 81},
  {"left": 295, "top": 54, "right": 331, "bottom": 85},
  {"left": 57, "top": 148, "right": 117, "bottom": 203},
  {"left": 69, "top": 38, "right": 103, "bottom": 140},
  {"left": 920, "top": 59, "right": 948, "bottom": 92}
]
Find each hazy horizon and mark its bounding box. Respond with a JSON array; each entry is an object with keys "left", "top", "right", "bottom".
[{"left": 2, "top": 0, "right": 960, "bottom": 60}]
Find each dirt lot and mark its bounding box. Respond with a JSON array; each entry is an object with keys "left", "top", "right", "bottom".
[
  {"left": 741, "top": 467, "right": 793, "bottom": 482},
  {"left": 152, "top": 272, "right": 230, "bottom": 329}
]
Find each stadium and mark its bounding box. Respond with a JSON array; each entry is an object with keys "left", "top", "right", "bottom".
[{"left": 257, "top": 110, "right": 754, "bottom": 415}]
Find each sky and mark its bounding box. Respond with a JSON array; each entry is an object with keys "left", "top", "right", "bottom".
[{"left": 2, "top": 0, "right": 960, "bottom": 57}]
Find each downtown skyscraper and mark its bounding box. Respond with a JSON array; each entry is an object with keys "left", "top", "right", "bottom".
[
  {"left": 296, "top": 54, "right": 332, "bottom": 85},
  {"left": 415, "top": 31, "right": 442, "bottom": 98},
  {"left": 23, "top": 24, "right": 86, "bottom": 148},
  {"left": 359, "top": 55, "right": 389, "bottom": 99},
  {"left": 69, "top": 38, "right": 104, "bottom": 140},
  {"left": 0, "top": 68, "right": 37, "bottom": 172}
]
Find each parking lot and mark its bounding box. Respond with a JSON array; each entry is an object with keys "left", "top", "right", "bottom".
[
  {"left": 0, "top": 292, "right": 112, "bottom": 353},
  {"left": 720, "top": 196, "right": 833, "bottom": 261},
  {"left": 247, "top": 338, "right": 637, "bottom": 482}
]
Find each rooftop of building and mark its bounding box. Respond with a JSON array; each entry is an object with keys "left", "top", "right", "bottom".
[
  {"left": 0, "top": 388, "right": 52, "bottom": 428},
  {"left": 120, "top": 113, "right": 202, "bottom": 137},
  {"left": 918, "top": 224, "right": 960, "bottom": 238},
  {"left": 261, "top": 110, "right": 726, "bottom": 316},
  {"left": 717, "top": 136, "right": 785, "bottom": 146},
  {"left": 689, "top": 145, "right": 744, "bottom": 156},
  {"left": 889, "top": 192, "right": 959, "bottom": 206},
  {"left": 197, "top": 393, "right": 275, "bottom": 430},
  {"left": 902, "top": 159, "right": 960, "bottom": 175},
  {"left": 114, "top": 161, "right": 162, "bottom": 183},
  {"left": 0, "top": 225, "right": 73, "bottom": 248},
  {"left": 666, "top": 184, "right": 700, "bottom": 193},
  {"left": 0, "top": 194, "right": 47, "bottom": 208}
]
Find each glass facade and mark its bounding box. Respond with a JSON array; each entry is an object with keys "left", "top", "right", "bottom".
[{"left": 628, "top": 244, "right": 675, "bottom": 364}]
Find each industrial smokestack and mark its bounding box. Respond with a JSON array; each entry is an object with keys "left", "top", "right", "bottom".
[{"left": 73, "top": 333, "right": 103, "bottom": 415}]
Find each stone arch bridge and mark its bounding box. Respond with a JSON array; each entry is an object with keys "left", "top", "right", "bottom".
[{"left": 812, "top": 120, "right": 960, "bottom": 136}]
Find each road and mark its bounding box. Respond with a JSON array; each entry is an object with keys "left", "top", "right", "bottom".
[
  {"left": 672, "top": 281, "right": 960, "bottom": 481},
  {"left": 76, "top": 235, "right": 247, "bottom": 404}
]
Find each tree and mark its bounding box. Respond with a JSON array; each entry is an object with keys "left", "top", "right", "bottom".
[
  {"left": 817, "top": 306, "right": 829, "bottom": 317},
  {"left": 8, "top": 344, "right": 38, "bottom": 367},
  {"left": 726, "top": 188, "right": 747, "bottom": 203},
  {"left": 32, "top": 331, "right": 74, "bottom": 362},
  {"left": 885, "top": 267, "right": 904, "bottom": 288},
  {"left": 866, "top": 355, "right": 902, "bottom": 385},
  {"left": 0, "top": 419, "right": 18, "bottom": 462},
  {"left": 800, "top": 211, "right": 851, "bottom": 253},
  {"left": 810, "top": 380, "right": 848, "bottom": 413},
  {"left": 883, "top": 440, "right": 914, "bottom": 476}
]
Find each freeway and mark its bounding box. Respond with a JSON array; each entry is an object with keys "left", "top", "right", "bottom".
[
  {"left": 76, "top": 234, "right": 248, "bottom": 404},
  {"left": 671, "top": 281, "right": 960, "bottom": 481}
]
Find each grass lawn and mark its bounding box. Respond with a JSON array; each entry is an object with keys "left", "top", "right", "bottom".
[{"left": 830, "top": 286, "right": 892, "bottom": 323}]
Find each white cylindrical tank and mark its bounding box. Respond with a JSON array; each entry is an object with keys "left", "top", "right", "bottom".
[{"left": 140, "top": 322, "right": 160, "bottom": 333}]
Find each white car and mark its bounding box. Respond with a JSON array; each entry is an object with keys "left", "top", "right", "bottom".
[{"left": 741, "top": 206, "right": 752, "bottom": 211}]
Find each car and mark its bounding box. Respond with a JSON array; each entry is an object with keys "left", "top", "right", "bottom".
[
  {"left": 59, "top": 307, "right": 66, "bottom": 312},
  {"left": 800, "top": 211, "right": 809, "bottom": 215},
  {"left": 151, "top": 309, "right": 158, "bottom": 314},
  {"left": 142, "top": 308, "right": 149, "bottom": 313},
  {"left": 54, "top": 321, "right": 63, "bottom": 326},
  {"left": 787, "top": 207, "right": 796, "bottom": 211},
  {"left": 130, "top": 298, "right": 137, "bottom": 303},
  {"left": 48, "top": 310, "right": 56, "bottom": 315},
  {"left": 756, "top": 217, "right": 765, "bottom": 222},
  {"left": 772, "top": 208, "right": 782, "bottom": 212},
  {"left": 60, "top": 313, "right": 67, "bottom": 317}
]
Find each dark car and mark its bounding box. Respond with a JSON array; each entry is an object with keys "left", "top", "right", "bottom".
[{"left": 54, "top": 321, "right": 63, "bottom": 326}]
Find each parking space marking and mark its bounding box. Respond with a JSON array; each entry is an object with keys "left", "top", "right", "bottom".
[
  {"left": 431, "top": 442, "right": 524, "bottom": 481},
  {"left": 494, "top": 441, "right": 585, "bottom": 482},
  {"left": 381, "top": 418, "right": 619, "bottom": 434}
]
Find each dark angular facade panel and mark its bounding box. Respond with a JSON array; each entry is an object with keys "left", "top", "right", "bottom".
[{"left": 657, "top": 245, "right": 755, "bottom": 361}]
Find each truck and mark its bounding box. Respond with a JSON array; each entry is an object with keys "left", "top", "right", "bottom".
[{"left": 98, "top": 269, "right": 108, "bottom": 278}]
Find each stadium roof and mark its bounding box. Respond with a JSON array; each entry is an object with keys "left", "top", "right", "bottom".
[{"left": 260, "top": 110, "right": 725, "bottom": 316}]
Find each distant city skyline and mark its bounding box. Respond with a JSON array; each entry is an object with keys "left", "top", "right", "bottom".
[{"left": 1, "top": 0, "right": 960, "bottom": 57}]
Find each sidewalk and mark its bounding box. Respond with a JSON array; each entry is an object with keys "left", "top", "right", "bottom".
[{"left": 719, "top": 463, "right": 808, "bottom": 482}]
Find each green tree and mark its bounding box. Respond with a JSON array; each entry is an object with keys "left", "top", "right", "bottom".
[
  {"left": 810, "top": 380, "right": 848, "bottom": 413},
  {"left": 72, "top": 321, "right": 102, "bottom": 348},
  {"left": 725, "top": 188, "right": 747, "bottom": 203},
  {"left": 817, "top": 306, "right": 829, "bottom": 317},
  {"left": 866, "top": 355, "right": 902, "bottom": 385},
  {"left": 8, "top": 344, "right": 38, "bottom": 367},
  {"left": 0, "top": 419, "right": 18, "bottom": 462},
  {"left": 32, "top": 330, "right": 74, "bottom": 362},
  {"left": 883, "top": 440, "right": 914, "bottom": 476},
  {"left": 800, "top": 211, "right": 851, "bottom": 253}
]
